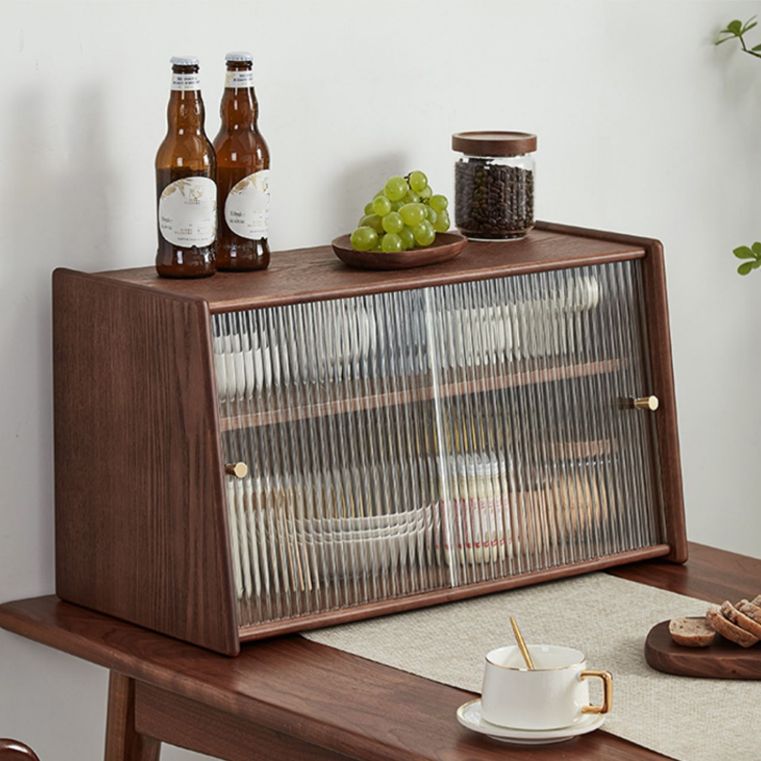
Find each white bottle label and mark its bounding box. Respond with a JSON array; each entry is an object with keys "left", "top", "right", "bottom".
[
  {"left": 225, "top": 70, "right": 255, "bottom": 89},
  {"left": 159, "top": 177, "right": 217, "bottom": 247},
  {"left": 171, "top": 72, "right": 201, "bottom": 91},
  {"left": 224, "top": 169, "right": 270, "bottom": 239}
]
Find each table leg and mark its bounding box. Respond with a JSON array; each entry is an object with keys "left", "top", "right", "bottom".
[{"left": 104, "top": 672, "right": 161, "bottom": 761}]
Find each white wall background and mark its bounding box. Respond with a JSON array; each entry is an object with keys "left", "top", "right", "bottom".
[{"left": 2, "top": 0, "right": 760, "bottom": 757}]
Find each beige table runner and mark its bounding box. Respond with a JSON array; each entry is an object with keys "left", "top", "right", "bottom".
[{"left": 303, "top": 573, "right": 759, "bottom": 761}]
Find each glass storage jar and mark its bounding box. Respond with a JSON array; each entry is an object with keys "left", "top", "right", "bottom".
[
  {"left": 452, "top": 131, "right": 537, "bottom": 240},
  {"left": 445, "top": 453, "right": 513, "bottom": 565}
]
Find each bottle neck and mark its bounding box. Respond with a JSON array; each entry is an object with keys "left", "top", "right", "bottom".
[
  {"left": 166, "top": 67, "right": 206, "bottom": 134},
  {"left": 220, "top": 65, "right": 258, "bottom": 131}
]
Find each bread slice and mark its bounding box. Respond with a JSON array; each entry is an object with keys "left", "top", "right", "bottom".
[
  {"left": 669, "top": 616, "right": 717, "bottom": 647},
  {"left": 737, "top": 599, "right": 761, "bottom": 626},
  {"left": 706, "top": 605, "right": 759, "bottom": 647},
  {"left": 721, "top": 601, "right": 761, "bottom": 639}
]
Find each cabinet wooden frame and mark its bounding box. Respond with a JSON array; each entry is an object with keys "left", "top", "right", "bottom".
[{"left": 52, "top": 222, "right": 686, "bottom": 655}]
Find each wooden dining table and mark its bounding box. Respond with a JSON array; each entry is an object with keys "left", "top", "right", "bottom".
[{"left": 0, "top": 542, "right": 755, "bottom": 761}]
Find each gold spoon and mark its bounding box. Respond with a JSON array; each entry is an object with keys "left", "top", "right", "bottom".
[{"left": 510, "top": 616, "right": 535, "bottom": 670}]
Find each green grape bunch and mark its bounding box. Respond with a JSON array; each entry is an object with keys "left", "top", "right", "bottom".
[{"left": 350, "top": 170, "right": 451, "bottom": 252}]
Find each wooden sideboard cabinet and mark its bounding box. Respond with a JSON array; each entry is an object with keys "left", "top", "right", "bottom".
[{"left": 52, "top": 221, "right": 685, "bottom": 655}]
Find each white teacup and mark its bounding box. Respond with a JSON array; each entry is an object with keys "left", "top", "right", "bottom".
[{"left": 481, "top": 644, "right": 612, "bottom": 730}]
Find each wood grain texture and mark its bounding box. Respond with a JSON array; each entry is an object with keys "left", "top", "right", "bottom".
[
  {"left": 52, "top": 269, "right": 238, "bottom": 655},
  {"left": 0, "top": 544, "right": 751, "bottom": 761},
  {"left": 0, "top": 741, "right": 39, "bottom": 761},
  {"left": 640, "top": 240, "right": 687, "bottom": 562},
  {"left": 612, "top": 542, "right": 761, "bottom": 603},
  {"left": 644, "top": 620, "right": 761, "bottom": 680},
  {"left": 95, "top": 227, "right": 644, "bottom": 314},
  {"left": 105, "top": 674, "right": 162, "bottom": 761},
  {"left": 537, "top": 221, "right": 687, "bottom": 562},
  {"left": 135, "top": 682, "right": 353, "bottom": 761},
  {"left": 331, "top": 231, "right": 467, "bottom": 270}
]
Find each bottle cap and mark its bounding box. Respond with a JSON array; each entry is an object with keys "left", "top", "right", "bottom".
[
  {"left": 225, "top": 51, "right": 254, "bottom": 62},
  {"left": 170, "top": 55, "right": 199, "bottom": 67}
]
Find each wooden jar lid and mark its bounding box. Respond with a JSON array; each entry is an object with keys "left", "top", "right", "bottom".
[{"left": 451, "top": 131, "right": 537, "bottom": 157}]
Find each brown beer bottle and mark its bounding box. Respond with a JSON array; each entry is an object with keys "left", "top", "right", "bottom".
[
  {"left": 213, "top": 52, "right": 271, "bottom": 271},
  {"left": 155, "top": 56, "right": 217, "bottom": 278}
]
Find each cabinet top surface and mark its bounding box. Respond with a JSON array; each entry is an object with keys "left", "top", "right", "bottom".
[{"left": 91, "top": 224, "right": 646, "bottom": 313}]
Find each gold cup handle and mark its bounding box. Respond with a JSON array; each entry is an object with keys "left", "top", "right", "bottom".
[{"left": 580, "top": 669, "right": 613, "bottom": 714}]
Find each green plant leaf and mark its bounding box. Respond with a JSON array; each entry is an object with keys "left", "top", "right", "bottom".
[
  {"left": 752, "top": 242, "right": 761, "bottom": 256},
  {"left": 742, "top": 21, "right": 758, "bottom": 34},
  {"left": 738, "top": 261, "right": 756, "bottom": 275},
  {"left": 733, "top": 245, "right": 755, "bottom": 259},
  {"left": 752, "top": 43, "right": 761, "bottom": 50},
  {"left": 753, "top": 260, "right": 761, "bottom": 269},
  {"left": 716, "top": 36, "right": 734, "bottom": 45},
  {"left": 728, "top": 19, "right": 743, "bottom": 34}
]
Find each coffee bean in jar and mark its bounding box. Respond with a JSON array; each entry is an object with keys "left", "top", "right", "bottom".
[{"left": 452, "top": 131, "right": 537, "bottom": 240}]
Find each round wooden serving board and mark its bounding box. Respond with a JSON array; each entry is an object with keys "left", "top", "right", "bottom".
[
  {"left": 645, "top": 620, "right": 761, "bottom": 679},
  {"left": 331, "top": 232, "right": 467, "bottom": 270}
]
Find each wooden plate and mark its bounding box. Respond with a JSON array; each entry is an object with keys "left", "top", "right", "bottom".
[
  {"left": 331, "top": 232, "right": 467, "bottom": 270},
  {"left": 645, "top": 620, "right": 761, "bottom": 679}
]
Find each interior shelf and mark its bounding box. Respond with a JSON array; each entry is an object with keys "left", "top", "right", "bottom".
[{"left": 219, "top": 357, "right": 623, "bottom": 431}]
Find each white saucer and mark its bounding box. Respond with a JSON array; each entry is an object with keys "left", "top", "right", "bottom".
[{"left": 456, "top": 699, "right": 606, "bottom": 745}]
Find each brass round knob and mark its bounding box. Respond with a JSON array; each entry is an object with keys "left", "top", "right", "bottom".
[
  {"left": 633, "top": 396, "right": 659, "bottom": 411},
  {"left": 225, "top": 462, "right": 249, "bottom": 479}
]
